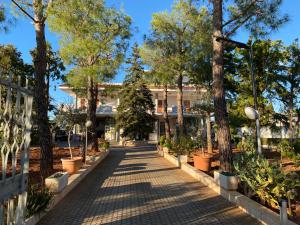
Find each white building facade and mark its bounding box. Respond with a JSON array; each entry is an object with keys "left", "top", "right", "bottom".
[{"left": 60, "top": 83, "right": 206, "bottom": 143}]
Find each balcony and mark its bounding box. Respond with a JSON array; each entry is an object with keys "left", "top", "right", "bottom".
[{"left": 97, "top": 105, "right": 115, "bottom": 114}]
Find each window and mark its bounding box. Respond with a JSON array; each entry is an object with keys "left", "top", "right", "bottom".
[
  {"left": 80, "top": 98, "right": 86, "bottom": 109},
  {"left": 157, "top": 100, "right": 163, "bottom": 113},
  {"left": 184, "top": 100, "right": 190, "bottom": 112}
]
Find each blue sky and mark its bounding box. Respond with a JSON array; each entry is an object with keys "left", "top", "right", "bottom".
[{"left": 0, "top": 0, "right": 299, "bottom": 106}]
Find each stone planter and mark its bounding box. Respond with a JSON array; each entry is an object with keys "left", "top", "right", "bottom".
[
  {"left": 61, "top": 157, "right": 83, "bottom": 174},
  {"left": 214, "top": 170, "right": 239, "bottom": 191},
  {"left": 163, "top": 147, "right": 169, "bottom": 153},
  {"left": 193, "top": 154, "right": 212, "bottom": 172},
  {"left": 178, "top": 155, "right": 188, "bottom": 163},
  {"left": 45, "top": 172, "right": 68, "bottom": 193}
]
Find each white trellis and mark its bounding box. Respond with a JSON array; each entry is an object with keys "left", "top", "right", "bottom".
[{"left": 0, "top": 73, "right": 33, "bottom": 225}]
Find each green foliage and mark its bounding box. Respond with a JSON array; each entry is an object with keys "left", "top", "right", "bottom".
[
  {"left": 223, "top": 0, "right": 288, "bottom": 37},
  {"left": 54, "top": 104, "right": 86, "bottom": 132},
  {"left": 234, "top": 152, "right": 300, "bottom": 212},
  {"left": 159, "top": 135, "right": 166, "bottom": 146},
  {"left": 192, "top": 136, "right": 204, "bottom": 149},
  {"left": 116, "top": 44, "right": 155, "bottom": 140},
  {"left": 278, "top": 139, "right": 294, "bottom": 155},
  {"left": 31, "top": 43, "right": 65, "bottom": 85},
  {"left": 99, "top": 141, "right": 110, "bottom": 150},
  {"left": 237, "top": 135, "right": 255, "bottom": 152},
  {"left": 171, "top": 136, "right": 194, "bottom": 156},
  {"left": 0, "top": 44, "right": 33, "bottom": 78},
  {"left": 54, "top": 104, "right": 86, "bottom": 157},
  {"left": 294, "top": 140, "right": 300, "bottom": 153},
  {"left": 48, "top": 0, "right": 131, "bottom": 88},
  {"left": 26, "top": 185, "right": 53, "bottom": 218},
  {"left": 143, "top": 0, "right": 212, "bottom": 81},
  {"left": 278, "top": 139, "right": 300, "bottom": 166},
  {"left": 0, "top": 5, "right": 4, "bottom": 23},
  {"left": 163, "top": 139, "right": 172, "bottom": 149},
  {"left": 0, "top": 4, "right": 15, "bottom": 33}
]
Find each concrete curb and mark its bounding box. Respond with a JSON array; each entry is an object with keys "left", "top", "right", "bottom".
[
  {"left": 25, "top": 150, "right": 110, "bottom": 225},
  {"left": 161, "top": 151, "right": 297, "bottom": 225}
]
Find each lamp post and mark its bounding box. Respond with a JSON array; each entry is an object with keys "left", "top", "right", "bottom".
[
  {"left": 85, "top": 120, "right": 92, "bottom": 164},
  {"left": 215, "top": 36, "right": 262, "bottom": 154}
]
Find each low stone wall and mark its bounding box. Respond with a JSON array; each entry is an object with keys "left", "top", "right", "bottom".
[
  {"left": 161, "top": 151, "right": 296, "bottom": 225},
  {"left": 25, "top": 150, "right": 110, "bottom": 225}
]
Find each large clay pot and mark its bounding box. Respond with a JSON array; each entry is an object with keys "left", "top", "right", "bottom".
[
  {"left": 61, "top": 157, "right": 83, "bottom": 174},
  {"left": 193, "top": 154, "right": 212, "bottom": 172}
]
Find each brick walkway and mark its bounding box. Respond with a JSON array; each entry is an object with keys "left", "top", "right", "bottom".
[{"left": 38, "top": 146, "right": 260, "bottom": 225}]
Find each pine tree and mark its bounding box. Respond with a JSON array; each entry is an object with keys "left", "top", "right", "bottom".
[
  {"left": 116, "top": 44, "right": 155, "bottom": 140},
  {"left": 211, "top": 0, "right": 288, "bottom": 172},
  {"left": 48, "top": 0, "right": 131, "bottom": 150}
]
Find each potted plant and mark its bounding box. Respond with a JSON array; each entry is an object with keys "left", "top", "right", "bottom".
[
  {"left": 45, "top": 172, "right": 68, "bottom": 193},
  {"left": 158, "top": 135, "right": 166, "bottom": 151},
  {"left": 163, "top": 138, "right": 172, "bottom": 153},
  {"left": 173, "top": 137, "right": 193, "bottom": 163},
  {"left": 55, "top": 104, "right": 83, "bottom": 174},
  {"left": 214, "top": 170, "right": 239, "bottom": 191},
  {"left": 99, "top": 140, "right": 110, "bottom": 151},
  {"left": 193, "top": 139, "right": 213, "bottom": 172}
]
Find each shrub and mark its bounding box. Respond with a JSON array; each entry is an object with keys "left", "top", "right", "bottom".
[
  {"left": 99, "top": 141, "right": 110, "bottom": 150},
  {"left": 26, "top": 185, "right": 53, "bottom": 218},
  {"left": 163, "top": 138, "right": 172, "bottom": 149},
  {"left": 172, "top": 136, "right": 194, "bottom": 156},
  {"left": 237, "top": 136, "right": 255, "bottom": 152},
  {"left": 278, "top": 139, "right": 300, "bottom": 166},
  {"left": 293, "top": 140, "right": 300, "bottom": 153},
  {"left": 234, "top": 151, "right": 300, "bottom": 215},
  {"left": 159, "top": 135, "right": 166, "bottom": 146},
  {"left": 192, "top": 136, "right": 204, "bottom": 149}
]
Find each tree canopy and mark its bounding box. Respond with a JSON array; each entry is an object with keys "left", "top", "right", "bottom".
[{"left": 48, "top": 0, "right": 131, "bottom": 87}]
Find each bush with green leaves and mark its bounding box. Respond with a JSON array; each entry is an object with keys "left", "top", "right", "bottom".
[
  {"left": 171, "top": 136, "right": 194, "bottom": 156},
  {"left": 278, "top": 139, "right": 300, "bottom": 166},
  {"left": 159, "top": 135, "right": 166, "bottom": 146},
  {"left": 237, "top": 135, "right": 255, "bottom": 152},
  {"left": 99, "top": 140, "right": 110, "bottom": 150},
  {"left": 26, "top": 185, "right": 53, "bottom": 218},
  {"left": 293, "top": 140, "right": 300, "bottom": 153},
  {"left": 163, "top": 138, "right": 172, "bottom": 149},
  {"left": 192, "top": 136, "right": 204, "bottom": 150},
  {"left": 234, "top": 151, "right": 300, "bottom": 215}
]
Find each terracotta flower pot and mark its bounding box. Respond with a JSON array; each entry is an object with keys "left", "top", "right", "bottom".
[
  {"left": 61, "top": 157, "right": 83, "bottom": 174},
  {"left": 193, "top": 154, "right": 212, "bottom": 172}
]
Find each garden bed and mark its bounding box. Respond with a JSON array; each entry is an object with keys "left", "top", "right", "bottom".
[
  {"left": 164, "top": 146, "right": 300, "bottom": 224},
  {"left": 0, "top": 146, "right": 102, "bottom": 185},
  {"left": 194, "top": 148, "right": 300, "bottom": 224},
  {"left": 161, "top": 150, "right": 298, "bottom": 225}
]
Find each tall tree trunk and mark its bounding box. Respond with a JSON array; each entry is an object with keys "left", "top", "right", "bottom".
[
  {"left": 288, "top": 107, "right": 294, "bottom": 140},
  {"left": 177, "top": 73, "right": 184, "bottom": 136},
  {"left": 206, "top": 112, "right": 213, "bottom": 154},
  {"left": 163, "top": 84, "right": 171, "bottom": 140},
  {"left": 87, "top": 76, "right": 98, "bottom": 151},
  {"left": 33, "top": 1, "right": 53, "bottom": 181},
  {"left": 212, "top": 0, "right": 232, "bottom": 172}
]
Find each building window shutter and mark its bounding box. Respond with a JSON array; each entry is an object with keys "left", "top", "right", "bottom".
[
  {"left": 157, "top": 100, "right": 163, "bottom": 113},
  {"left": 184, "top": 100, "right": 190, "bottom": 112},
  {"left": 80, "top": 98, "right": 86, "bottom": 109}
]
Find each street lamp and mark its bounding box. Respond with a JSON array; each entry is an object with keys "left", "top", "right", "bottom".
[
  {"left": 215, "top": 36, "right": 262, "bottom": 154},
  {"left": 85, "top": 120, "right": 92, "bottom": 164}
]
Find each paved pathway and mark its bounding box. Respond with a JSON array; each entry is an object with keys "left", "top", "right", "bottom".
[{"left": 38, "top": 146, "right": 260, "bottom": 225}]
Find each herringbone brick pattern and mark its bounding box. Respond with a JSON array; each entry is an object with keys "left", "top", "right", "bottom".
[{"left": 38, "top": 146, "right": 260, "bottom": 225}]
